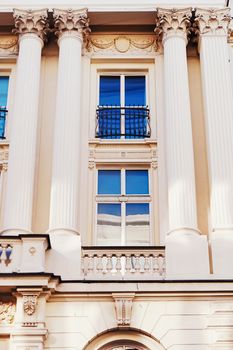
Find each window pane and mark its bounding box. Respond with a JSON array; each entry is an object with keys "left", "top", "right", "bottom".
[
  {"left": 98, "top": 170, "right": 121, "bottom": 195},
  {"left": 125, "top": 76, "right": 145, "bottom": 106},
  {"left": 0, "top": 77, "right": 9, "bottom": 139},
  {"left": 97, "top": 203, "right": 121, "bottom": 245},
  {"left": 99, "top": 76, "right": 121, "bottom": 139},
  {"left": 126, "top": 203, "right": 150, "bottom": 245},
  {"left": 99, "top": 76, "right": 120, "bottom": 105},
  {"left": 126, "top": 170, "right": 149, "bottom": 195},
  {"left": 0, "top": 77, "right": 9, "bottom": 107}
]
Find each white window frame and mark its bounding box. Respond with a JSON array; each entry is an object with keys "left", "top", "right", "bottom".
[
  {"left": 89, "top": 61, "right": 157, "bottom": 140},
  {"left": 95, "top": 165, "right": 152, "bottom": 246}
]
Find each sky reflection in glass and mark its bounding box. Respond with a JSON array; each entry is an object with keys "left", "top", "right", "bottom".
[
  {"left": 98, "top": 170, "right": 121, "bottom": 195},
  {"left": 126, "top": 170, "right": 149, "bottom": 195}
]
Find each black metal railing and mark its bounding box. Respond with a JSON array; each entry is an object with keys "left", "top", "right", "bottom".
[
  {"left": 0, "top": 107, "right": 7, "bottom": 139},
  {"left": 96, "top": 105, "right": 151, "bottom": 139}
]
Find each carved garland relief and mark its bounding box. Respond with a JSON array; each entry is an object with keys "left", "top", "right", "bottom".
[{"left": 0, "top": 302, "right": 16, "bottom": 325}]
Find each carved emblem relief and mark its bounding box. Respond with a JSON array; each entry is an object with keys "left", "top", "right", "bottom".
[
  {"left": 85, "top": 34, "right": 158, "bottom": 56},
  {"left": 0, "top": 302, "right": 16, "bottom": 325},
  {"left": 23, "top": 295, "right": 38, "bottom": 316}
]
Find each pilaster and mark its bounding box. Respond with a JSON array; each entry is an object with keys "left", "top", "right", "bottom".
[
  {"left": 10, "top": 289, "right": 50, "bottom": 350},
  {"left": 195, "top": 8, "right": 233, "bottom": 276},
  {"left": 156, "top": 8, "right": 209, "bottom": 277},
  {"left": 2, "top": 9, "right": 49, "bottom": 236}
]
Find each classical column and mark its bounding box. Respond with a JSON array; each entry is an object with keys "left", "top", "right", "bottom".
[
  {"left": 47, "top": 9, "right": 90, "bottom": 279},
  {"left": 195, "top": 8, "right": 233, "bottom": 275},
  {"left": 156, "top": 8, "right": 209, "bottom": 276},
  {"left": 2, "top": 9, "right": 49, "bottom": 235}
]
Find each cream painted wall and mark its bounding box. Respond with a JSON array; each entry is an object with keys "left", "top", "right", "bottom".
[
  {"left": 188, "top": 55, "right": 210, "bottom": 236},
  {"left": 32, "top": 54, "right": 58, "bottom": 234},
  {"left": 44, "top": 297, "right": 225, "bottom": 350}
]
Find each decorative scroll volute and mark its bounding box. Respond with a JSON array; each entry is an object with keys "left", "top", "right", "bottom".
[
  {"left": 53, "top": 8, "right": 90, "bottom": 42},
  {"left": 13, "top": 9, "right": 49, "bottom": 41},
  {"left": 195, "top": 8, "right": 231, "bottom": 36},
  {"left": 155, "top": 8, "right": 192, "bottom": 42}
]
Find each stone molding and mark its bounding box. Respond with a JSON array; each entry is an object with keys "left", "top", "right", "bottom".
[
  {"left": 155, "top": 8, "right": 192, "bottom": 43},
  {"left": 53, "top": 8, "right": 90, "bottom": 42},
  {"left": 13, "top": 9, "right": 49, "bottom": 42},
  {"left": 86, "top": 34, "right": 158, "bottom": 56},
  {"left": 195, "top": 8, "right": 231, "bottom": 36},
  {"left": 112, "top": 293, "right": 135, "bottom": 326},
  {"left": 0, "top": 301, "right": 16, "bottom": 325}
]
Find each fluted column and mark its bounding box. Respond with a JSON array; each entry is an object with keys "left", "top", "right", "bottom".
[
  {"left": 156, "top": 8, "right": 209, "bottom": 276},
  {"left": 2, "top": 9, "right": 49, "bottom": 235},
  {"left": 47, "top": 9, "right": 90, "bottom": 279},
  {"left": 195, "top": 8, "right": 233, "bottom": 275}
]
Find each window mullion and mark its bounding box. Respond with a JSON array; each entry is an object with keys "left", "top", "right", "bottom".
[{"left": 121, "top": 202, "right": 126, "bottom": 246}]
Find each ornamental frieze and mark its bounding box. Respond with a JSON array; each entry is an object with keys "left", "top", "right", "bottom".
[
  {"left": 0, "top": 35, "right": 18, "bottom": 56},
  {"left": 85, "top": 34, "right": 158, "bottom": 56},
  {"left": 0, "top": 301, "right": 16, "bottom": 325}
]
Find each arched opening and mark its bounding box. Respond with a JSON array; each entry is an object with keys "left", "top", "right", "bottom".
[{"left": 84, "top": 329, "right": 165, "bottom": 350}]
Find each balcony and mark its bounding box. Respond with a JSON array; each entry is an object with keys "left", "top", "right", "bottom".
[
  {"left": 0, "top": 107, "right": 7, "bottom": 139},
  {"left": 82, "top": 246, "right": 165, "bottom": 280},
  {"left": 95, "top": 106, "right": 151, "bottom": 139}
]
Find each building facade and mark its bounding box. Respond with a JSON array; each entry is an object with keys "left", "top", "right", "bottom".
[{"left": 0, "top": 0, "right": 233, "bottom": 349}]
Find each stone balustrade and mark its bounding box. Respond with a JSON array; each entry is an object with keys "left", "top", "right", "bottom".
[{"left": 82, "top": 246, "right": 165, "bottom": 280}]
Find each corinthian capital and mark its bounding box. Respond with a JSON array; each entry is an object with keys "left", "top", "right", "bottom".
[
  {"left": 13, "top": 9, "right": 49, "bottom": 42},
  {"left": 156, "top": 8, "right": 192, "bottom": 42},
  {"left": 195, "top": 8, "right": 231, "bottom": 36},
  {"left": 53, "top": 8, "right": 90, "bottom": 42}
]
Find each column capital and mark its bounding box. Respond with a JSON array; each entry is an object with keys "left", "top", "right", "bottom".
[
  {"left": 53, "top": 8, "right": 90, "bottom": 42},
  {"left": 156, "top": 8, "right": 192, "bottom": 44},
  {"left": 195, "top": 8, "right": 231, "bottom": 36},
  {"left": 13, "top": 8, "right": 49, "bottom": 42}
]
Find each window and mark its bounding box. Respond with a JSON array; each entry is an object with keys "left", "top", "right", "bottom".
[
  {"left": 96, "top": 168, "right": 150, "bottom": 245},
  {"left": 0, "top": 77, "right": 9, "bottom": 139},
  {"left": 96, "top": 74, "right": 150, "bottom": 139}
]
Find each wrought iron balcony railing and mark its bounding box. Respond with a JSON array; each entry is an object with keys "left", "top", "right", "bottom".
[
  {"left": 0, "top": 107, "right": 7, "bottom": 139},
  {"left": 96, "top": 105, "right": 151, "bottom": 139}
]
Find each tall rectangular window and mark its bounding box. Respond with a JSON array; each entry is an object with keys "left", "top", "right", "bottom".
[
  {"left": 0, "top": 77, "right": 9, "bottom": 139},
  {"left": 96, "top": 168, "right": 150, "bottom": 246},
  {"left": 96, "top": 74, "right": 150, "bottom": 139}
]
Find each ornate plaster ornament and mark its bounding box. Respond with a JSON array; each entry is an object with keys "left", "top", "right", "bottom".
[
  {"left": 86, "top": 34, "right": 158, "bottom": 55},
  {"left": 13, "top": 9, "right": 49, "bottom": 42},
  {"left": 112, "top": 293, "right": 135, "bottom": 326},
  {"left": 195, "top": 8, "right": 231, "bottom": 36},
  {"left": 0, "top": 302, "right": 16, "bottom": 324},
  {"left": 155, "top": 8, "right": 192, "bottom": 42},
  {"left": 53, "top": 8, "right": 90, "bottom": 42},
  {"left": 0, "top": 35, "right": 18, "bottom": 55},
  {"left": 23, "top": 295, "right": 38, "bottom": 316}
]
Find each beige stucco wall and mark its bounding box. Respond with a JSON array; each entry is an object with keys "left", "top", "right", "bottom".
[
  {"left": 44, "top": 296, "right": 227, "bottom": 350},
  {"left": 188, "top": 55, "right": 210, "bottom": 236}
]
